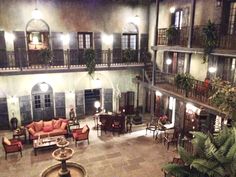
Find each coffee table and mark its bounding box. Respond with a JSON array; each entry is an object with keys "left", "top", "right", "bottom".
[{"left": 33, "top": 135, "right": 64, "bottom": 156}]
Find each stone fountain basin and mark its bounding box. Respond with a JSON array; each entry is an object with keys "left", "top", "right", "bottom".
[
  {"left": 52, "top": 148, "right": 74, "bottom": 161},
  {"left": 41, "top": 162, "right": 88, "bottom": 177}
]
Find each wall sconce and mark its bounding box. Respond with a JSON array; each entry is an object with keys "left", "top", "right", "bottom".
[
  {"left": 169, "top": 7, "right": 176, "bottom": 13},
  {"left": 216, "top": 0, "right": 222, "bottom": 7},
  {"left": 166, "top": 58, "right": 172, "bottom": 65},
  {"left": 102, "top": 34, "right": 113, "bottom": 45},
  {"left": 208, "top": 66, "right": 217, "bottom": 73},
  {"left": 133, "top": 15, "right": 140, "bottom": 25},
  {"left": 61, "top": 34, "right": 70, "bottom": 45},
  {"left": 32, "top": 8, "right": 42, "bottom": 19},
  {"left": 39, "top": 82, "right": 49, "bottom": 92},
  {"left": 93, "top": 78, "right": 101, "bottom": 88},
  {"left": 94, "top": 101, "right": 101, "bottom": 113}
]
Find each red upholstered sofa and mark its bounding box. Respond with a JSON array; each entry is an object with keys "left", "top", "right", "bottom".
[{"left": 26, "top": 118, "right": 68, "bottom": 141}]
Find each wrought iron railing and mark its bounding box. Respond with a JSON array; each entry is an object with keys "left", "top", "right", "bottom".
[{"left": 0, "top": 49, "right": 146, "bottom": 71}]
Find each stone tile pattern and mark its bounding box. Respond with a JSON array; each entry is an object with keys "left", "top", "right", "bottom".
[{"left": 0, "top": 116, "right": 176, "bottom": 177}]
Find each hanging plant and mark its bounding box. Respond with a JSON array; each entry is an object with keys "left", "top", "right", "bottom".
[
  {"left": 85, "top": 48, "right": 96, "bottom": 76},
  {"left": 202, "top": 20, "right": 218, "bottom": 63},
  {"left": 174, "top": 73, "right": 194, "bottom": 97},
  {"left": 38, "top": 48, "right": 53, "bottom": 65}
]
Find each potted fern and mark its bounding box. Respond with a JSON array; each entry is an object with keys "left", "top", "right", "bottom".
[
  {"left": 85, "top": 48, "right": 96, "bottom": 77},
  {"left": 174, "top": 73, "right": 194, "bottom": 97},
  {"left": 166, "top": 26, "right": 179, "bottom": 45},
  {"left": 38, "top": 48, "right": 53, "bottom": 66}
]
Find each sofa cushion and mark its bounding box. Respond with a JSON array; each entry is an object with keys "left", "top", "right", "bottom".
[
  {"left": 44, "top": 120, "right": 53, "bottom": 127},
  {"left": 3, "top": 137, "right": 11, "bottom": 145},
  {"left": 26, "top": 122, "right": 35, "bottom": 130},
  {"left": 28, "top": 127, "right": 36, "bottom": 135},
  {"left": 82, "top": 125, "right": 89, "bottom": 133},
  {"left": 53, "top": 119, "right": 62, "bottom": 129},
  {"left": 49, "top": 129, "right": 67, "bottom": 137},
  {"left": 34, "top": 120, "right": 43, "bottom": 132},
  {"left": 60, "top": 122, "right": 67, "bottom": 130},
  {"left": 43, "top": 126, "right": 53, "bottom": 132}
]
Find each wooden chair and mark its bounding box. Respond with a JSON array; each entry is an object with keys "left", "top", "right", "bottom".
[
  {"left": 146, "top": 119, "right": 158, "bottom": 138},
  {"left": 72, "top": 125, "right": 90, "bottom": 146},
  {"left": 2, "top": 137, "right": 23, "bottom": 160},
  {"left": 163, "top": 128, "right": 179, "bottom": 150}
]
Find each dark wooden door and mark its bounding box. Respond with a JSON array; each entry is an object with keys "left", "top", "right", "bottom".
[
  {"left": 76, "top": 90, "right": 85, "bottom": 117},
  {"left": 104, "top": 89, "right": 113, "bottom": 112},
  {"left": 19, "top": 95, "right": 32, "bottom": 125},
  {"left": 126, "top": 91, "right": 134, "bottom": 114},
  {"left": 0, "top": 97, "right": 9, "bottom": 130},
  {"left": 32, "top": 93, "right": 54, "bottom": 121},
  {"left": 55, "top": 92, "right": 65, "bottom": 118},
  {"left": 85, "top": 89, "right": 100, "bottom": 115}
]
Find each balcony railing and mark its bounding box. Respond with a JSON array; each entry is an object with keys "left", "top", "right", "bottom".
[
  {"left": 157, "top": 27, "right": 189, "bottom": 47},
  {"left": 155, "top": 72, "right": 214, "bottom": 104},
  {"left": 0, "top": 49, "right": 146, "bottom": 72},
  {"left": 157, "top": 25, "right": 236, "bottom": 50}
]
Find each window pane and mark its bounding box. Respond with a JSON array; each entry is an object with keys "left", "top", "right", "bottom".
[
  {"left": 85, "top": 34, "right": 91, "bottom": 49},
  {"left": 122, "top": 35, "right": 128, "bottom": 49},
  {"left": 34, "top": 95, "right": 41, "bottom": 109},
  {"left": 130, "top": 35, "right": 136, "bottom": 49},
  {"left": 78, "top": 34, "right": 84, "bottom": 48},
  {"left": 44, "top": 94, "right": 51, "bottom": 107}
]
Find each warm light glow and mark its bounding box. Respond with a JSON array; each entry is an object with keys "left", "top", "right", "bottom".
[
  {"left": 61, "top": 34, "right": 70, "bottom": 45},
  {"left": 186, "top": 103, "right": 200, "bottom": 114},
  {"left": 32, "top": 8, "right": 42, "bottom": 19},
  {"left": 39, "top": 82, "right": 49, "bottom": 92},
  {"left": 133, "top": 15, "right": 140, "bottom": 25},
  {"left": 93, "top": 78, "right": 101, "bottom": 88},
  {"left": 166, "top": 58, "right": 172, "bottom": 65},
  {"left": 169, "top": 7, "right": 176, "bottom": 13},
  {"left": 32, "top": 36, "right": 39, "bottom": 44},
  {"left": 5, "top": 32, "right": 15, "bottom": 42},
  {"left": 102, "top": 34, "right": 113, "bottom": 45},
  {"left": 208, "top": 67, "right": 217, "bottom": 73},
  {"left": 155, "top": 90, "right": 162, "bottom": 97},
  {"left": 94, "top": 101, "right": 101, "bottom": 109}
]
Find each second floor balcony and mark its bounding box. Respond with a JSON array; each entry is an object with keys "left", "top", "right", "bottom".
[{"left": 0, "top": 49, "right": 146, "bottom": 74}]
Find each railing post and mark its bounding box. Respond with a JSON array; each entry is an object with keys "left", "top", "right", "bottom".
[
  {"left": 18, "top": 48, "right": 23, "bottom": 71},
  {"left": 67, "top": 49, "right": 70, "bottom": 69},
  {"left": 107, "top": 49, "right": 111, "bottom": 67}
]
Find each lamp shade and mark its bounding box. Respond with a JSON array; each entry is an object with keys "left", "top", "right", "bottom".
[{"left": 94, "top": 101, "right": 101, "bottom": 109}]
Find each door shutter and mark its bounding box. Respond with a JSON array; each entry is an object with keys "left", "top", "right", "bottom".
[
  {"left": 94, "top": 32, "right": 102, "bottom": 64},
  {"left": 112, "top": 33, "right": 122, "bottom": 63},
  {"left": 51, "top": 32, "right": 64, "bottom": 66},
  {"left": 55, "top": 92, "right": 66, "bottom": 117},
  {"left": 75, "top": 90, "right": 85, "bottom": 117},
  {"left": 0, "top": 97, "right": 9, "bottom": 130},
  {"left": 140, "top": 33, "right": 148, "bottom": 62},
  {"left": 126, "top": 91, "right": 134, "bottom": 114},
  {"left": 13, "top": 31, "right": 27, "bottom": 67},
  {"left": 0, "top": 31, "right": 7, "bottom": 67},
  {"left": 19, "top": 95, "right": 32, "bottom": 125},
  {"left": 69, "top": 32, "right": 78, "bottom": 65},
  {"left": 103, "top": 88, "right": 113, "bottom": 112}
]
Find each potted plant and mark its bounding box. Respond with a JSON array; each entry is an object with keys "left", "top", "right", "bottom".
[
  {"left": 122, "top": 48, "right": 136, "bottom": 63},
  {"left": 202, "top": 20, "right": 218, "bottom": 63},
  {"left": 38, "top": 48, "right": 53, "bottom": 66},
  {"left": 85, "top": 48, "right": 96, "bottom": 77},
  {"left": 166, "top": 26, "right": 179, "bottom": 45},
  {"left": 174, "top": 73, "right": 194, "bottom": 97}
]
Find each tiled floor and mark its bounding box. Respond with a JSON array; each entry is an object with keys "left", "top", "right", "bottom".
[{"left": 0, "top": 115, "right": 177, "bottom": 177}]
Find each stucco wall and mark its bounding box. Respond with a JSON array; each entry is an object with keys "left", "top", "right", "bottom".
[
  {"left": 189, "top": 54, "right": 208, "bottom": 81},
  {"left": 0, "top": 69, "right": 142, "bottom": 125}
]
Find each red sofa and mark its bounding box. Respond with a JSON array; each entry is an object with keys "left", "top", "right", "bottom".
[{"left": 26, "top": 118, "right": 68, "bottom": 141}]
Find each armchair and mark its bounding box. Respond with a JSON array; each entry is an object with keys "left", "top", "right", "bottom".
[
  {"left": 72, "top": 125, "right": 90, "bottom": 146},
  {"left": 2, "top": 137, "right": 23, "bottom": 160}
]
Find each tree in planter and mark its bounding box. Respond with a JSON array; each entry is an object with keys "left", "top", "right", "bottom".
[
  {"left": 202, "top": 20, "right": 218, "bottom": 63},
  {"left": 85, "top": 48, "right": 96, "bottom": 77},
  {"left": 166, "top": 26, "right": 179, "bottom": 45},
  {"left": 38, "top": 48, "right": 53, "bottom": 65},
  {"left": 209, "top": 78, "right": 236, "bottom": 122},
  {"left": 163, "top": 128, "right": 236, "bottom": 177},
  {"left": 174, "top": 73, "right": 194, "bottom": 97},
  {"left": 122, "top": 48, "right": 136, "bottom": 63}
]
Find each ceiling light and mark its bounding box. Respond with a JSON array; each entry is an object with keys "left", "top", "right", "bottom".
[{"left": 32, "top": 8, "right": 42, "bottom": 20}]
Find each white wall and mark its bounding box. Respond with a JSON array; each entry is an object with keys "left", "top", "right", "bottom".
[{"left": 190, "top": 54, "right": 208, "bottom": 81}]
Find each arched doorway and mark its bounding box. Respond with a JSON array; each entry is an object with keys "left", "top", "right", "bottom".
[
  {"left": 26, "top": 19, "right": 50, "bottom": 65},
  {"left": 31, "top": 82, "right": 54, "bottom": 121}
]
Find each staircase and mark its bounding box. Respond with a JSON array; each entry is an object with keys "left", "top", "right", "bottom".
[{"left": 144, "top": 62, "right": 166, "bottom": 85}]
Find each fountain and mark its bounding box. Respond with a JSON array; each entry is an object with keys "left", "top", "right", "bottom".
[{"left": 41, "top": 137, "right": 88, "bottom": 177}]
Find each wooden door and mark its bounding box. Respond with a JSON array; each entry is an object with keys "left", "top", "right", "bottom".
[
  {"left": 55, "top": 92, "right": 65, "bottom": 118},
  {"left": 19, "top": 95, "right": 32, "bottom": 125},
  {"left": 104, "top": 89, "right": 113, "bottom": 112},
  {"left": 126, "top": 91, "right": 134, "bottom": 114},
  {"left": 0, "top": 97, "right": 9, "bottom": 130}
]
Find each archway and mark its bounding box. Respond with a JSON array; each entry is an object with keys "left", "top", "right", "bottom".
[
  {"left": 26, "top": 19, "right": 50, "bottom": 65},
  {"left": 31, "top": 82, "right": 54, "bottom": 121}
]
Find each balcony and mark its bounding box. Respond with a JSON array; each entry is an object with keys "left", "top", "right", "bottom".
[
  {"left": 157, "top": 25, "right": 236, "bottom": 50},
  {"left": 157, "top": 27, "right": 189, "bottom": 47},
  {"left": 0, "top": 49, "right": 146, "bottom": 75}
]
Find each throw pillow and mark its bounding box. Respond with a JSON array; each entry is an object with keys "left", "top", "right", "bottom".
[
  {"left": 44, "top": 120, "right": 53, "bottom": 127},
  {"left": 43, "top": 126, "right": 53, "bottom": 132},
  {"left": 28, "top": 127, "right": 36, "bottom": 135},
  {"left": 53, "top": 120, "right": 62, "bottom": 129},
  {"left": 34, "top": 120, "right": 43, "bottom": 132},
  {"left": 82, "top": 125, "right": 89, "bottom": 133},
  {"left": 26, "top": 122, "right": 35, "bottom": 130},
  {"left": 60, "top": 122, "right": 67, "bottom": 130},
  {"left": 3, "top": 137, "right": 11, "bottom": 145}
]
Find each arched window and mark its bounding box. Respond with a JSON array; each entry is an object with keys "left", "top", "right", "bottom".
[{"left": 122, "top": 22, "right": 138, "bottom": 50}]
